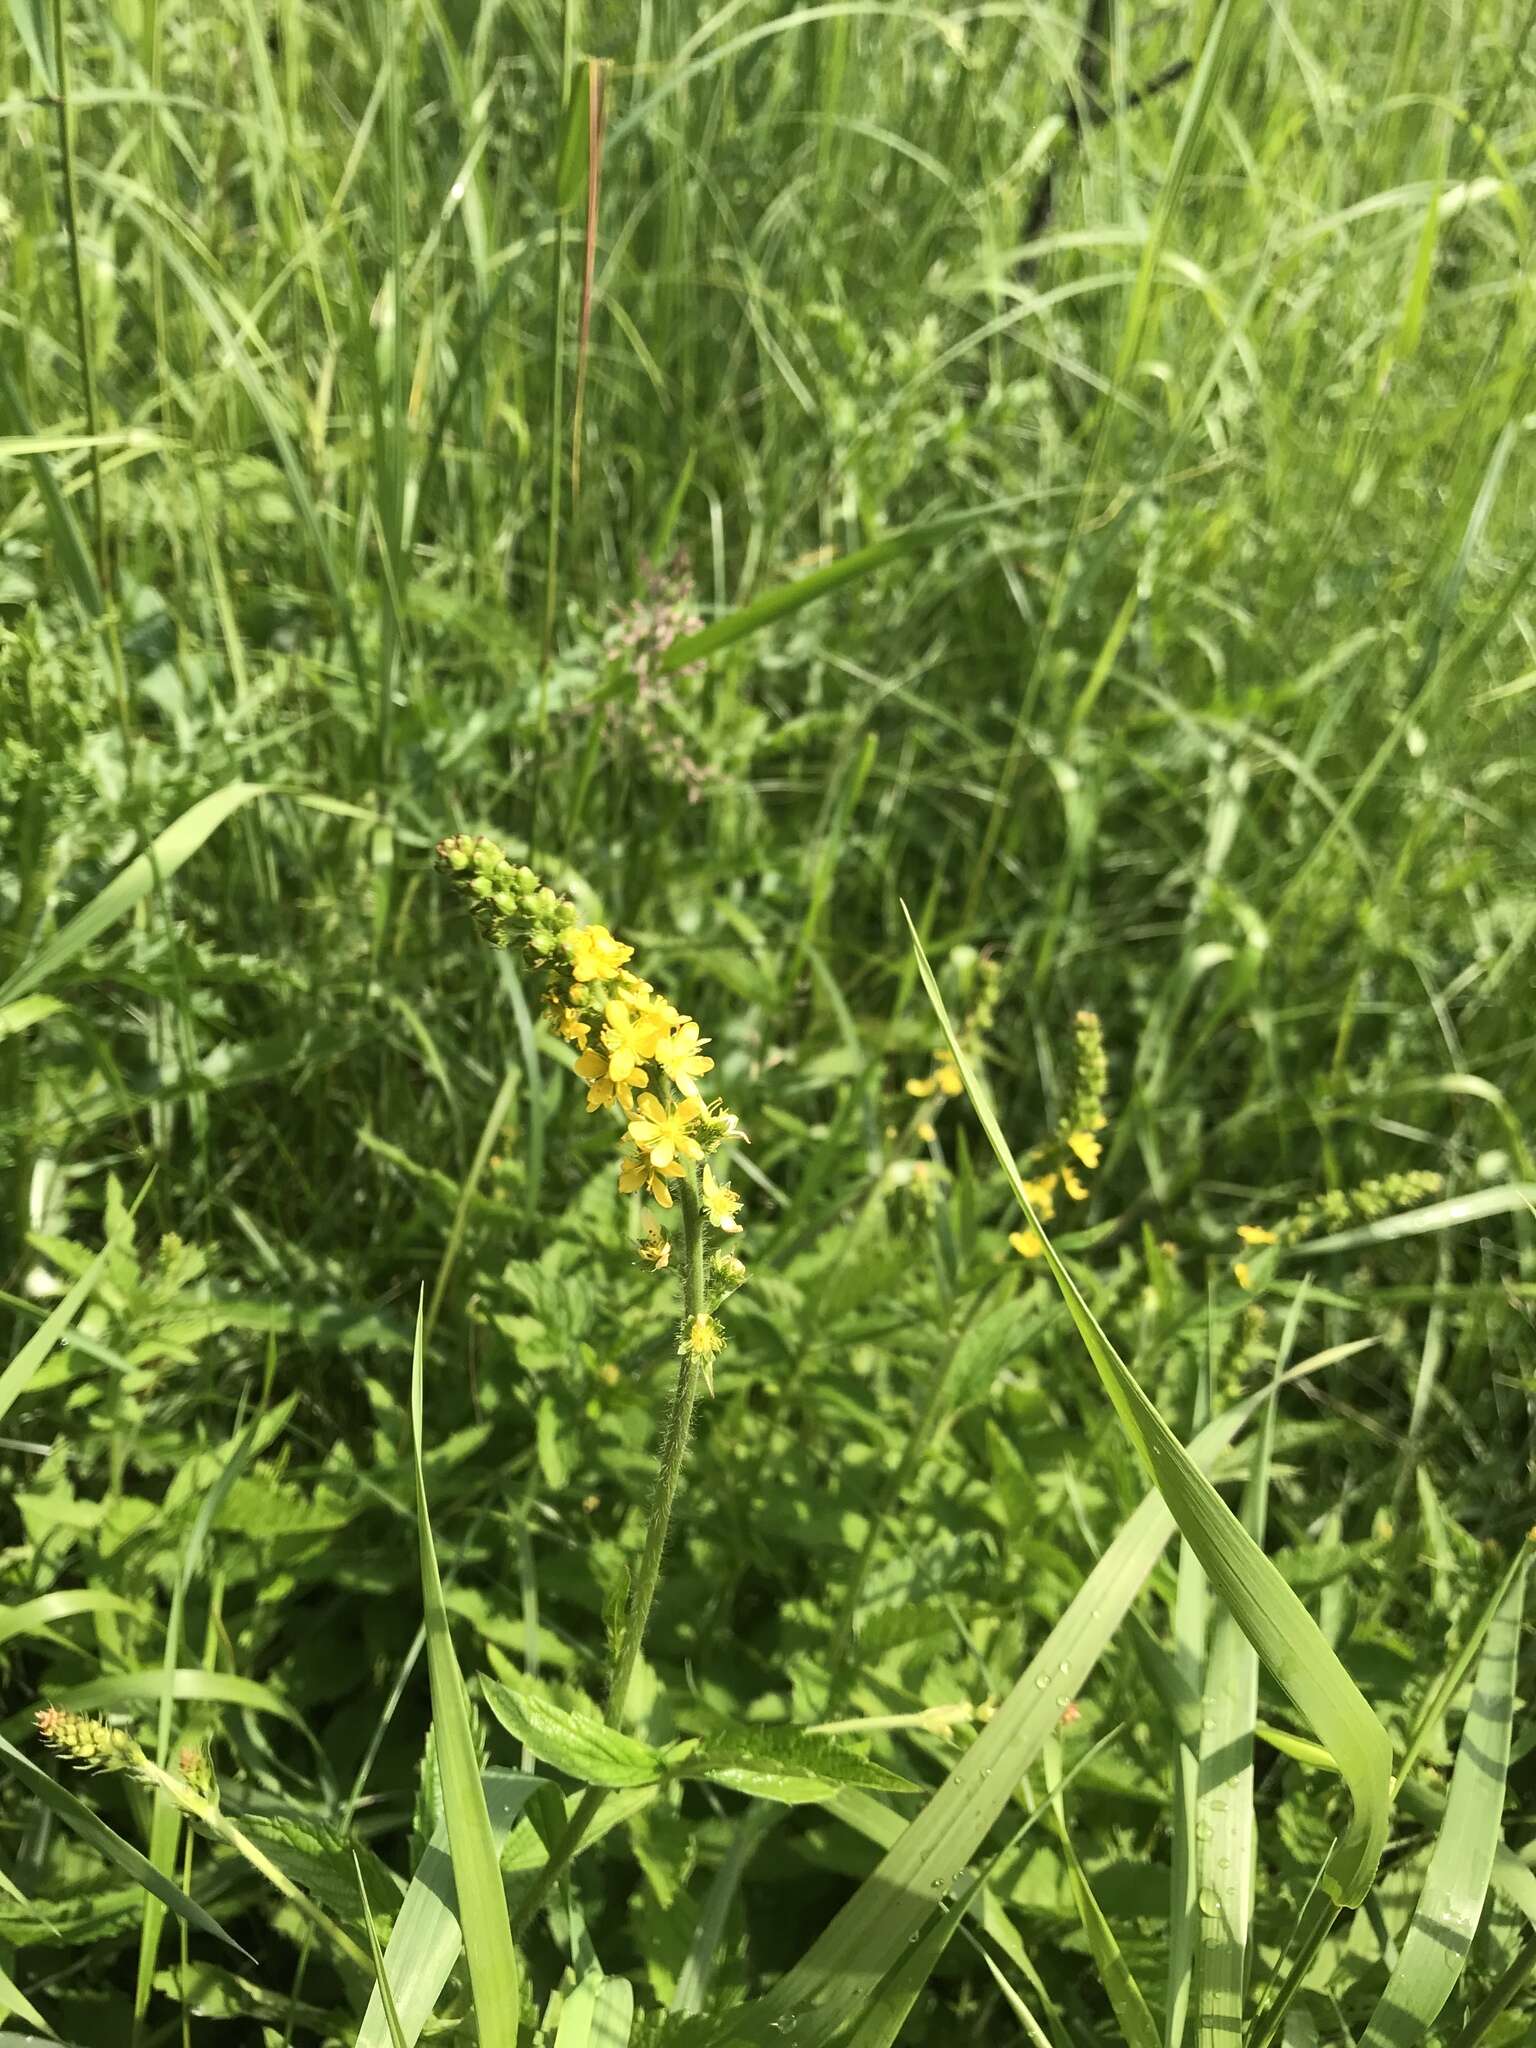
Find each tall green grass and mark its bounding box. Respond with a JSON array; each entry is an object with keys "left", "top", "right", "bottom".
[{"left": 1, "top": 1, "right": 1534, "bottom": 2043}]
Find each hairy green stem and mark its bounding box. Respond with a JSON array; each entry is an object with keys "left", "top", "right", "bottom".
[{"left": 512, "top": 1170, "right": 706, "bottom": 1934}]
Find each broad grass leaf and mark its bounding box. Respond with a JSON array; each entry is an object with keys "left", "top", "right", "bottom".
[
  {"left": 659, "top": 501, "right": 1024, "bottom": 673},
  {"left": 481, "top": 1680, "right": 663, "bottom": 1789},
  {"left": 0, "top": 783, "right": 270, "bottom": 1008},
  {"left": 0, "top": 1955, "right": 48, "bottom": 2036},
  {"left": 906, "top": 912, "right": 1393, "bottom": 1909},
  {"left": 729, "top": 1372, "right": 1306, "bottom": 2046},
  {"left": 0, "top": 1248, "right": 109, "bottom": 1430},
  {"left": 1359, "top": 1550, "right": 1528, "bottom": 2047},
  {"left": 357, "top": 1771, "right": 548, "bottom": 2048},
  {"left": 410, "top": 1302, "right": 522, "bottom": 2048},
  {"left": 554, "top": 1966, "right": 636, "bottom": 2047}
]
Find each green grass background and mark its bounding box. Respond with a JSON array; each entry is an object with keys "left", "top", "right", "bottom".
[{"left": 2, "top": 0, "right": 1534, "bottom": 2042}]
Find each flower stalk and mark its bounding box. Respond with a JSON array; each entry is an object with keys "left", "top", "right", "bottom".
[{"left": 437, "top": 837, "right": 748, "bottom": 1926}]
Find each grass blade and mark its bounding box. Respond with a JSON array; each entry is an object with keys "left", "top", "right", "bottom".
[
  {"left": 356, "top": 1771, "right": 546, "bottom": 2048},
  {"left": 659, "top": 500, "right": 1026, "bottom": 672},
  {"left": 1192, "top": 1364, "right": 1279, "bottom": 2045},
  {"left": 0, "top": 782, "right": 269, "bottom": 1008},
  {"left": 740, "top": 1358, "right": 1331, "bottom": 2045},
  {"left": 907, "top": 909, "right": 1393, "bottom": 1909},
  {"left": 0, "top": 1732, "right": 242, "bottom": 1954},
  {"left": 410, "top": 1298, "right": 523, "bottom": 2048},
  {"left": 1359, "top": 1549, "right": 1528, "bottom": 2047},
  {"left": 0, "top": 1247, "right": 107, "bottom": 1429}
]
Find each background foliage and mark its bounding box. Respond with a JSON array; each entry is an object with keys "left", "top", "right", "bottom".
[{"left": 1, "top": 0, "right": 1534, "bottom": 2042}]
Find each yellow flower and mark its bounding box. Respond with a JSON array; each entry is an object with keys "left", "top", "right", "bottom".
[
  {"left": 656, "top": 1018, "right": 715, "bottom": 1094},
  {"left": 917, "top": 1119, "right": 937, "bottom": 1144},
  {"left": 626, "top": 1091, "right": 705, "bottom": 1169},
  {"left": 1236, "top": 1223, "right": 1277, "bottom": 1246},
  {"left": 567, "top": 923, "right": 633, "bottom": 983},
  {"left": 1022, "top": 1174, "right": 1058, "bottom": 1221},
  {"left": 1233, "top": 1261, "right": 1253, "bottom": 1290},
  {"left": 555, "top": 1006, "right": 591, "bottom": 1049},
  {"left": 602, "top": 997, "right": 666, "bottom": 1083},
  {"left": 638, "top": 1222, "right": 671, "bottom": 1270},
  {"left": 905, "top": 1074, "right": 937, "bottom": 1099},
  {"left": 682, "top": 1312, "right": 726, "bottom": 1393},
  {"left": 1062, "top": 1165, "right": 1089, "bottom": 1202},
  {"left": 576, "top": 1048, "right": 642, "bottom": 1114},
  {"left": 934, "top": 1053, "right": 963, "bottom": 1097},
  {"left": 1067, "top": 1129, "right": 1101, "bottom": 1170},
  {"left": 1010, "top": 1228, "right": 1043, "bottom": 1260},
  {"left": 701, "top": 1165, "right": 742, "bottom": 1234},
  {"left": 618, "top": 1144, "right": 684, "bottom": 1207}
]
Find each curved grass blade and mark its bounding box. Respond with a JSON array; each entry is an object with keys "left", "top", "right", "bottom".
[
  {"left": 554, "top": 1967, "right": 635, "bottom": 2048},
  {"left": 906, "top": 910, "right": 1392, "bottom": 1909},
  {"left": 1358, "top": 1549, "right": 1528, "bottom": 2047},
  {"left": 0, "top": 1732, "right": 242, "bottom": 1954},
  {"left": 0, "top": 1956, "right": 47, "bottom": 2035},
  {"left": 738, "top": 1358, "right": 1334, "bottom": 2046},
  {"left": 410, "top": 1300, "right": 523, "bottom": 2048},
  {"left": 0, "top": 1248, "right": 108, "bottom": 1430},
  {"left": 357, "top": 1851, "right": 409, "bottom": 2048},
  {"left": 1192, "top": 1367, "right": 1279, "bottom": 2046},
  {"left": 356, "top": 1771, "right": 547, "bottom": 2048},
  {"left": 0, "top": 782, "right": 269, "bottom": 1008},
  {"left": 658, "top": 499, "right": 1028, "bottom": 672}
]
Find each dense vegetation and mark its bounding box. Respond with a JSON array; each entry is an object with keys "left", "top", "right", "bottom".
[{"left": 2, "top": 1, "right": 1534, "bottom": 2043}]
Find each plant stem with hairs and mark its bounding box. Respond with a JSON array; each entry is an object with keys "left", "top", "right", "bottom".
[{"left": 512, "top": 1169, "right": 707, "bottom": 1935}]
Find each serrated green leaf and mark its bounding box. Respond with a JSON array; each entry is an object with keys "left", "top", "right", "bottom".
[
  {"left": 681, "top": 1728, "right": 917, "bottom": 1806},
  {"left": 481, "top": 1679, "right": 663, "bottom": 1789}
]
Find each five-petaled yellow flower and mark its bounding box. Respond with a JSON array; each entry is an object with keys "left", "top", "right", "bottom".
[
  {"left": 656, "top": 1020, "right": 715, "bottom": 1094},
  {"left": 1067, "top": 1129, "right": 1101, "bottom": 1170},
  {"left": 701, "top": 1165, "right": 742, "bottom": 1234},
  {"left": 619, "top": 1144, "right": 684, "bottom": 1207},
  {"left": 1009, "top": 1228, "right": 1043, "bottom": 1260},
  {"left": 602, "top": 998, "right": 665, "bottom": 1084},
  {"left": 576, "top": 1048, "right": 640, "bottom": 1114},
  {"left": 567, "top": 923, "right": 633, "bottom": 983},
  {"left": 627, "top": 1092, "right": 706, "bottom": 1169},
  {"left": 1022, "top": 1174, "right": 1058, "bottom": 1221},
  {"left": 1236, "top": 1223, "right": 1277, "bottom": 1246}
]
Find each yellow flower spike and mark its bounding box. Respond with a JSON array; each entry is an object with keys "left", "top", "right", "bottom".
[
  {"left": 1009, "top": 1228, "right": 1043, "bottom": 1260},
  {"left": 701, "top": 1164, "right": 743, "bottom": 1234},
  {"left": 602, "top": 997, "right": 665, "bottom": 1083},
  {"left": 656, "top": 1019, "right": 715, "bottom": 1094},
  {"left": 638, "top": 1221, "right": 671, "bottom": 1270},
  {"left": 626, "top": 1091, "right": 705, "bottom": 1169},
  {"left": 1237, "top": 1223, "right": 1278, "bottom": 1246},
  {"left": 1061, "top": 1165, "right": 1089, "bottom": 1202},
  {"left": 566, "top": 923, "right": 633, "bottom": 983},
  {"left": 618, "top": 1144, "right": 683, "bottom": 1208},
  {"left": 1067, "top": 1129, "right": 1102, "bottom": 1170}
]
